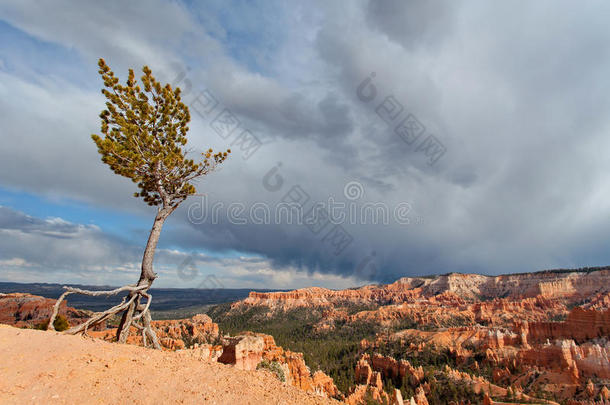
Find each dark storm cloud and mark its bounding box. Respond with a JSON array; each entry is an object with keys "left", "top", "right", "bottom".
[
  {"left": 2, "top": 0, "right": 610, "bottom": 286},
  {"left": 0, "top": 206, "right": 81, "bottom": 239}
]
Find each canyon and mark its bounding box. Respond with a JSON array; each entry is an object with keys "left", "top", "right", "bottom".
[
  {"left": 1, "top": 268, "right": 609, "bottom": 404},
  {"left": 221, "top": 269, "right": 609, "bottom": 404}
]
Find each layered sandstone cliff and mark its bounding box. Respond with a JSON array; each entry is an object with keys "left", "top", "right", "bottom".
[
  {"left": 519, "top": 307, "right": 610, "bottom": 344},
  {"left": 226, "top": 270, "right": 610, "bottom": 404},
  {"left": 0, "top": 292, "right": 90, "bottom": 328},
  {"left": 238, "top": 270, "right": 610, "bottom": 311}
]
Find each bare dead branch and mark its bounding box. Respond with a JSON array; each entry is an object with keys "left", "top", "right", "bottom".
[
  {"left": 47, "top": 290, "right": 71, "bottom": 332},
  {"left": 63, "top": 293, "right": 139, "bottom": 335},
  {"left": 118, "top": 303, "right": 135, "bottom": 343},
  {"left": 142, "top": 310, "right": 161, "bottom": 350},
  {"left": 132, "top": 292, "right": 152, "bottom": 322},
  {"left": 47, "top": 284, "right": 147, "bottom": 331}
]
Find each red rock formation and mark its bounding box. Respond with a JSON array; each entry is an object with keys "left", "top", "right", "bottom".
[
  {"left": 358, "top": 353, "right": 424, "bottom": 387},
  {"left": 91, "top": 313, "right": 220, "bottom": 350},
  {"left": 519, "top": 339, "right": 610, "bottom": 381},
  {"left": 232, "top": 271, "right": 609, "bottom": 340},
  {"left": 345, "top": 385, "right": 371, "bottom": 405},
  {"left": 518, "top": 341, "right": 580, "bottom": 382},
  {"left": 585, "top": 380, "right": 596, "bottom": 398},
  {"left": 354, "top": 353, "right": 433, "bottom": 405},
  {"left": 345, "top": 384, "right": 390, "bottom": 405},
  {"left": 218, "top": 334, "right": 265, "bottom": 370},
  {"left": 392, "top": 388, "right": 404, "bottom": 405},
  {"left": 584, "top": 292, "right": 610, "bottom": 310},
  {"left": 5, "top": 269, "right": 608, "bottom": 403},
  {"left": 350, "top": 355, "right": 395, "bottom": 404},
  {"left": 355, "top": 356, "right": 373, "bottom": 385},
  {"left": 191, "top": 343, "right": 223, "bottom": 362},
  {"left": 506, "top": 307, "right": 610, "bottom": 386},
  {"left": 229, "top": 271, "right": 609, "bottom": 403},
  {"left": 223, "top": 332, "right": 342, "bottom": 399},
  {"left": 413, "top": 386, "right": 429, "bottom": 405},
  {"left": 520, "top": 307, "right": 610, "bottom": 344},
  {"left": 153, "top": 313, "right": 220, "bottom": 346},
  {"left": 237, "top": 270, "right": 610, "bottom": 312},
  {"left": 312, "top": 371, "right": 340, "bottom": 398},
  {"left": 0, "top": 293, "right": 90, "bottom": 329},
  {"left": 471, "top": 295, "right": 565, "bottom": 326}
]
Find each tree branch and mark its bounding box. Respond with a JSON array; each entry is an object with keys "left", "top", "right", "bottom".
[{"left": 47, "top": 284, "right": 147, "bottom": 331}]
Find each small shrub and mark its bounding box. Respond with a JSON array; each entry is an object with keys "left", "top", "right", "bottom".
[
  {"left": 34, "top": 315, "right": 70, "bottom": 332},
  {"left": 257, "top": 360, "right": 286, "bottom": 383}
]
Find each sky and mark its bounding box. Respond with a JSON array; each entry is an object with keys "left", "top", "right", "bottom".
[{"left": 1, "top": 0, "right": 610, "bottom": 289}]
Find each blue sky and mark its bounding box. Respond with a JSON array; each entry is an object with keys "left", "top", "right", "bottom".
[
  {"left": 0, "top": 186, "right": 145, "bottom": 237},
  {"left": 1, "top": 0, "right": 610, "bottom": 289}
]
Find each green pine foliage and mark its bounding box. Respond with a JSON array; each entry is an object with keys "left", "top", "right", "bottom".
[
  {"left": 34, "top": 315, "right": 70, "bottom": 332},
  {"left": 257, "top": 360, "right": 286, "bottom": 382},
  {"left": 91, "top": 58, "right": 229, "bottom": 208},
  {"left": 425, "top": 373, "right": 484, "bottom": 405},
  {"left": 209, "top": 304, "right": 378, "bottom": 394},
  {"left": 209, "top": 303, "right": 503, "bottom": 403}
]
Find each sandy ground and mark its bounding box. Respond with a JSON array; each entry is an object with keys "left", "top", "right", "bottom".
[{"left": 0, "top": 325, "right": 339, "bottom": 405}]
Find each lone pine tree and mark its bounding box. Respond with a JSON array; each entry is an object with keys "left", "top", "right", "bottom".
[{"left": 48, "top": 58, "right": 230, "bottom": 347}]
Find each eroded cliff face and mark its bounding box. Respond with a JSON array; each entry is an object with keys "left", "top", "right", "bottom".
[
  {"left": 348, "top": 353, "right": 562, "bottom": 405},
  {"left": 356, "top": 353, "right": 424, "bottom": 388},
  {"left": 514, "top": 308, "right": 610, "bottom": 383},
  {"left": 0, "top": 293, "right": 90, "bottom": 328},
  {"left": 364, "top": 307, "right": 610, "bottom": 404},
  {"left": 202, "top": 332, "right": 341, "bottom": 399},
  {"left": 257, "top": 333, "right": 341, "bottom": 399},
  {"left": 518, "top": 339, "right": 610, "bottom": 381},
  {"left": 233, "top": 271, "right": 609, "bottom": 340},
  {"left": 520, "top": 307, "right": 610, "bottom": 344},
  {"left": 92, "top": 315, "right": 342, "bottom": 400},
  {"left": 225, "top": 270, "right": 609, "bottom": 404},
  {"left": 237, "top": 270, "right": 610, "bottom": 311}
]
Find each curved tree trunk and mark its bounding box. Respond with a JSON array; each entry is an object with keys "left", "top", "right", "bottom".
[
  {"left": 48, "top": 205, "right": 177, "bottom": 349},
  {"left": 116, "top": 206, "right": 173, "bottom": 343}
]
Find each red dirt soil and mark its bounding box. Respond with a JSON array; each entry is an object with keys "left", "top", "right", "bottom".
[{"left": 0, "top": 325, "right": 339, "bottom": 405}]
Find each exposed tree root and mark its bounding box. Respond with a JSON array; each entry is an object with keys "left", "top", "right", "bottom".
[{"left": 47, "top": 284, "right": 161, "bottom": 350}]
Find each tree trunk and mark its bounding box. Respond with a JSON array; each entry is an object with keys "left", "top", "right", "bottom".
[{"left": 116, "top": 207, "right": 172, "bottom": 343}]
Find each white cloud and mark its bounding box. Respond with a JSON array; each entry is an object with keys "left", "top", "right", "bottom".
[
  {"left": 0, "top": 206, "right": 365, "bottom": 289},
  {"left": 1, "top": 0, "right": 610, "bottom": 287},
  {"left": 0, "top": 258, "right": 32, "bottom": 267}
]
